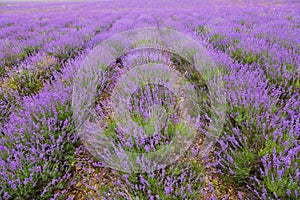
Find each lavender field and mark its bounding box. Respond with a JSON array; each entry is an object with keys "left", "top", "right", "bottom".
[{"left": 0, "top": 0, "right": 299, "bottom": 199}]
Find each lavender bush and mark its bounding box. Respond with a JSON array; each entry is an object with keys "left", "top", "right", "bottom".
[{"left": 0, "top": 1, "right": 299, "bottom": 199}]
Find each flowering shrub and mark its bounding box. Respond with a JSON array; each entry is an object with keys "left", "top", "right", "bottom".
[
  {"left": 111, "top": 159, "right": 205, "bottom": 199},
  {"left": 0, "top": 1, "right": 299, "bottom": 199}
]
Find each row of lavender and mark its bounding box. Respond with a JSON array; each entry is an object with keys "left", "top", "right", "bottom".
[{"left": 0, "top": 2, "right": 299, "bottom": 199}]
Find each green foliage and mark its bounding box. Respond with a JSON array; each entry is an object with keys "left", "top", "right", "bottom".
[
  {"left": 209, "top": 33, "right": 225, "bottom": 43},
  {"left": 9, "top": 69, "right": 44, "bottom": 96},
  {"left": 102, "top": 109, "right": 187, "bottom": 154},
  {"left": 196, "top": 25, "right": 209, "bottom": 34},
  {"left": 231, "top": 49, "right": 259, "bottom": 65},
  {"left": 49, "top": 45, "right": 84, "bottom": 64},
  {"left": 118, "top": 160, "right": 205, "bottom": 199}
]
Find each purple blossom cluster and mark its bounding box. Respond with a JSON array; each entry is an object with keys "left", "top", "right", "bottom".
[
  {"left": 0, "top": 1, "right": 299, "bottom": 199},
  {"left": 0, "top": 58, "right": 80, "bottom": 199}
]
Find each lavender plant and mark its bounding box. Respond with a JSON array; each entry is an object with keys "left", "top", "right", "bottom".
[{"left": 0, "top": 1, "right": 299, "bottom": 199}]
